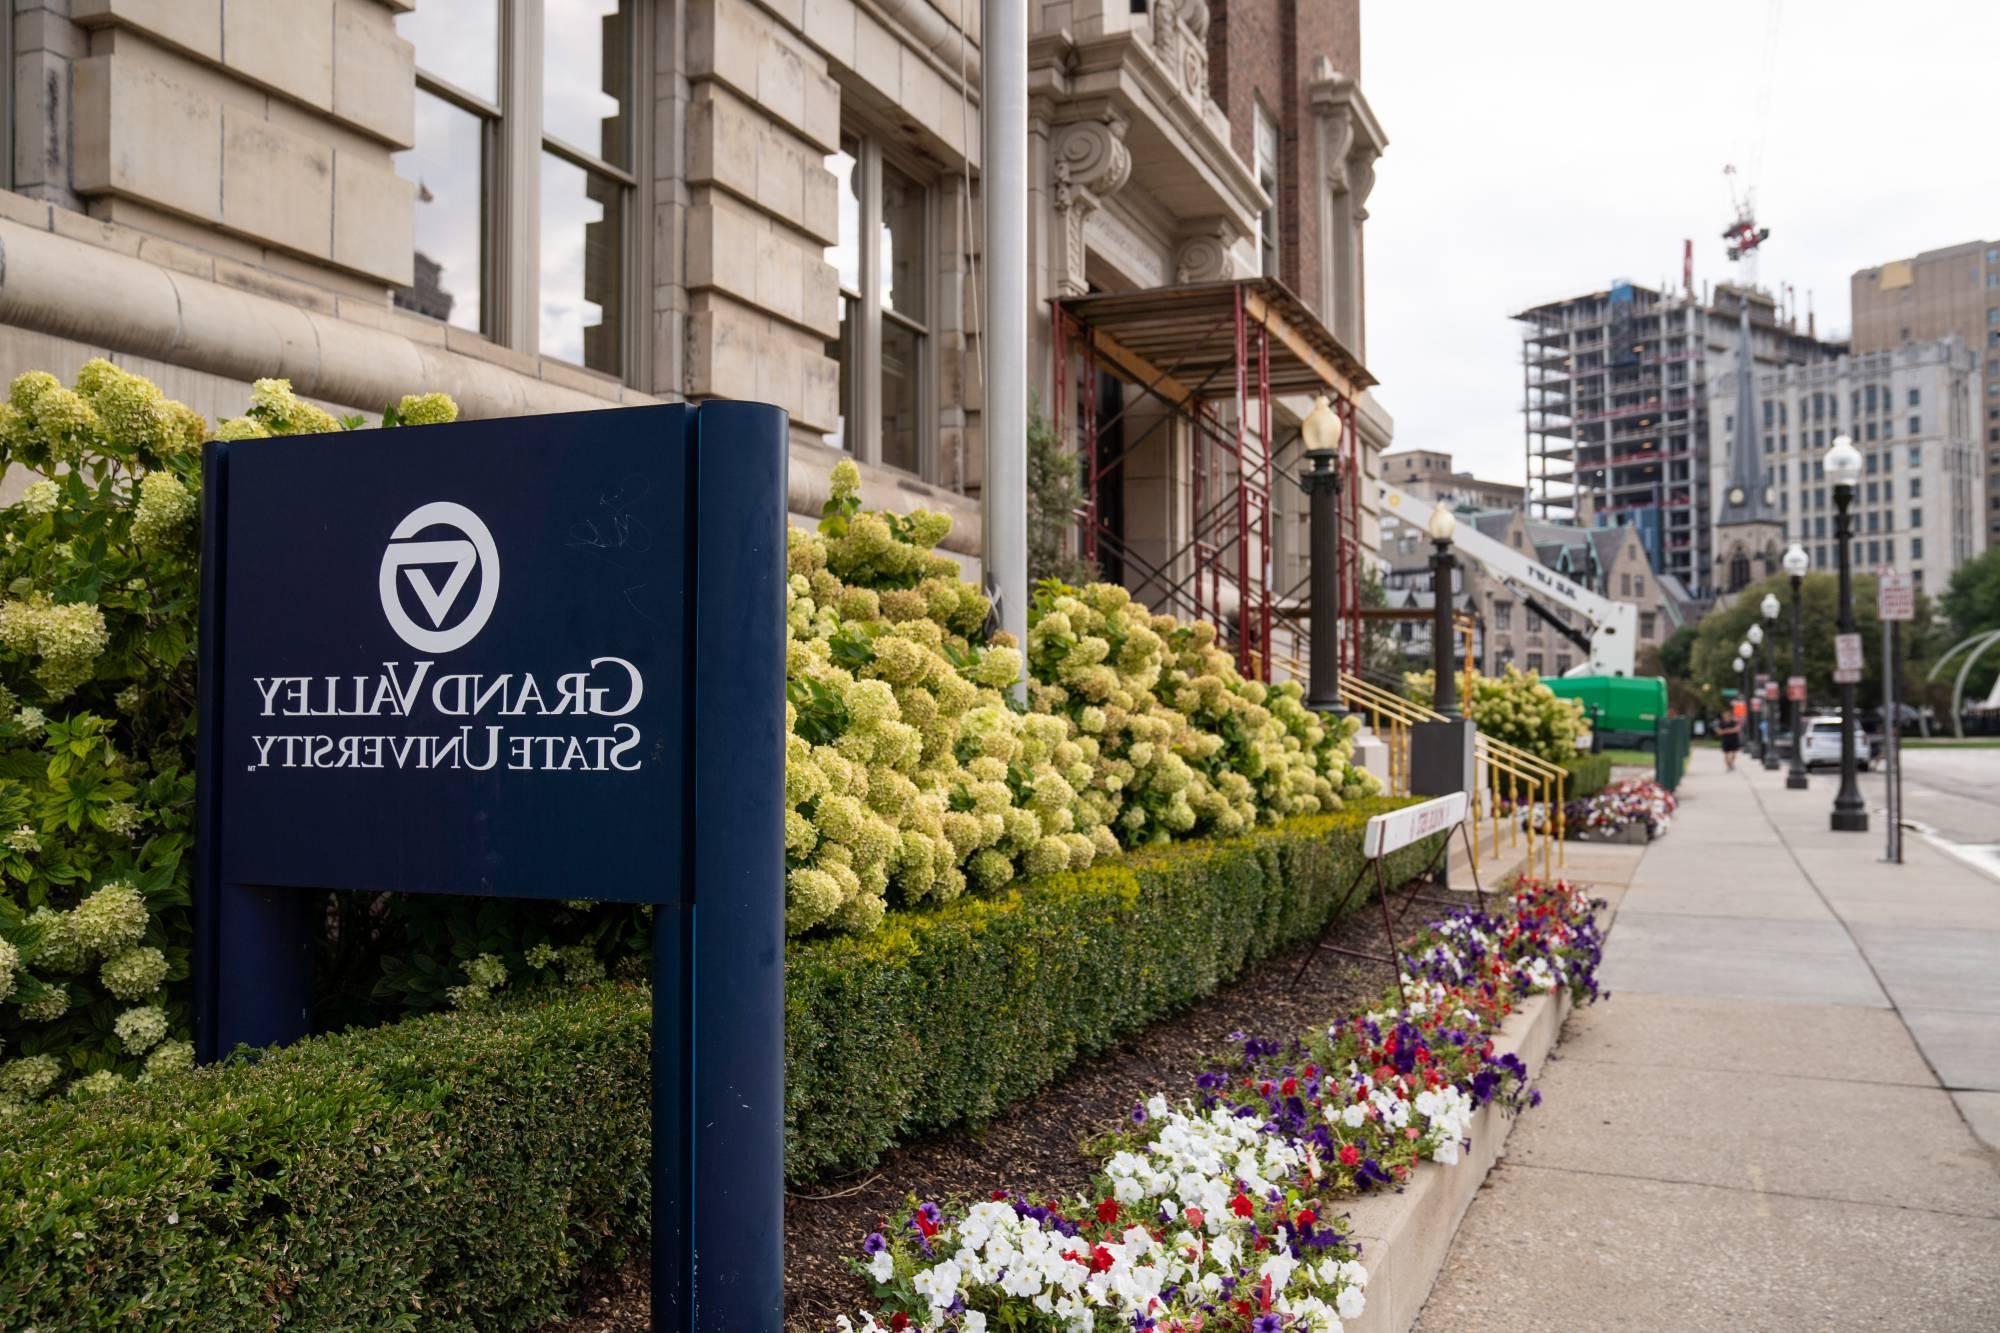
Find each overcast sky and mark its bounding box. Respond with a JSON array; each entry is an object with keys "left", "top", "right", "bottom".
[{"left": 1364, "top": 0, "right": 2000, "bottom": 487}]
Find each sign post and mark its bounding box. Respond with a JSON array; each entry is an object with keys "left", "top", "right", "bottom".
[
  {"left": 195, "top": 402, "right": 787, "bottom": 1330},
  {"left": 1878, "top": 570, "right": 1913, "bottom": 864}
]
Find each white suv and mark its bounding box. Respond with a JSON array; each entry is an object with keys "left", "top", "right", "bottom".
[{"left": 1799, "top": 716, "right": 1872, "bottom": 770}]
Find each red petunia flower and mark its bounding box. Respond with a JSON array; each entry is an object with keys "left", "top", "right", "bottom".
[
  {"left": 1339, "top": 1144, "right": 1360, "bottom": 1167},
  {"left": 1294, "top": 1208, "right": 1317, "bottom": 1229},
  {"left": 1091, "top": 1245, "right": 1115, "bottom": 1273},
  {"left": 1230, "top": 1193, "right": 1254, "bottom": 1218},
  {"left": 1097, "top": 1198, "right": 1119, "bottom": 1225},
  {"left": 1280, "top": 1077, "right": 1298, "bottom": 1096}
]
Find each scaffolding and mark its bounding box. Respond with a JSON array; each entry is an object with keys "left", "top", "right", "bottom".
[{"left": 1052, "top": 278, "right": 1374, "bottom": 681}]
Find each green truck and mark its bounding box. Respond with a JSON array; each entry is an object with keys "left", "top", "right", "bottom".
[{"left": 1544, "top": 675, "right": 1669, "bottom": 751}]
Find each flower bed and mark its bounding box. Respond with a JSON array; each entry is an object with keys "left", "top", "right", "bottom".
[
  {"left": 836, "top": 879, "right": 1606, "bottom": 1331},
  {"left": 1558, "top": 778, "right": 1678, "bottom": 842}
]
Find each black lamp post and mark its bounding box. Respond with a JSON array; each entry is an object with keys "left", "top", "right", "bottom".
[
  {"left": 1737, "top": 637, "right": 1755, "bottom": 759},
  {"left": 1427, "top": 502, "right": 1460, "bottom": 717},
  {"left": 1299, "top": 395, "right": 1346, "bottom": 717},
  {"left": 1758, "top": 594, "right": 1782, "bottom": 770},
  {"left": 1730, "top": 652, "right": 1746, "bottom": 756},
  {"left": 1746, "top": 624, "right": 1769, "bottom": 764},
  {"left": 1826, "top": 437, "right": 1868, "bottom": 832},
  {"left": 1783, "top": 543, "right": 1810, "bottom": 789}
]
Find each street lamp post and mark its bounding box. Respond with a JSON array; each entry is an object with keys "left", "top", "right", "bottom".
[
  {"left": 1758, "top": 593, "right": 1782, "bottom": 770},
  {"left": 1826, "top": 437, "right": 1868, "bottom": 832},
  {"left": 1783, "top": 544, "right": 1810, "bottom": 789},
  {"left": 1731, "top": 654, "right": 1746, "bottom": 762},
  {"left": 1299, "top": 396, "right": 1346, "bottom": 718},
  {"left": 1427, "top": 502, "right": 1460, "bottom": 718},
  {"left": 1746, "top": 625, "right": 1767, "bottom": 763}
]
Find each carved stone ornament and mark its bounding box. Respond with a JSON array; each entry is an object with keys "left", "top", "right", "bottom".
[
  {"left": 1050, "top": 112, "right": 1133, "bottom": 296},
  {"left": 1174, "top": 220, "right": 1237, "bottom": 285}
]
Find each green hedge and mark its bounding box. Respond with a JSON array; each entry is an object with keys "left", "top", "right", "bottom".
[
  {"left": 1562, "top": 753, "right": 1613, "bottom": 799},
  {"left": 0, "top": 988, "right": 651, "bottom": 1332},
  {"left": 1, "top": 803, "right": 1437, "bottom": 1325},
  {"left": 784, "top": 797, "right": 1440, "bottom": 1181}
]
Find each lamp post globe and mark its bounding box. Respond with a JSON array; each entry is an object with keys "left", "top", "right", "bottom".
[
  {"left": 1426, "top": 502, "right": 1460, "bottom": 717},
  {"left": 1298, "top": 395, "right": 1347, "bottom": 718},
  {"left": 1824, "top": 437, "right": 1867, "bottom": 831},
  {"left": 1783, "top": 543, "right": 1810, "bottom": 788}
]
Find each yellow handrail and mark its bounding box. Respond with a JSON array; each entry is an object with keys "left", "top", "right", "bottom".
[{"left": 1336, "top": 676, "right": 1569, "bottom": 877}]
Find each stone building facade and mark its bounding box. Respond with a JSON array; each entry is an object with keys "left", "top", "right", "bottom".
[
  {"left": 0, "top": 0, "right": 1389, "bottom": 591},
  {"left": 1851, "top": 241, "right": 2000, "bottom": 544}
]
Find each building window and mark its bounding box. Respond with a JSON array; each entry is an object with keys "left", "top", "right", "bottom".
[
  {"left": 395, "top": 1, "right": 643, "bottom": 379},
  {"left": 1909, "top": 476, "right": 1921, "bottom": 498},
  {"left": 1254, "top": 102, "right": 1280, "bottom": 278},
  {"left": 1909, "top": 415, "right": 1921, "bottom": 435},
  {"left": 1640, "top": 611, "right": 1657, "bottom": 639},
  {"left": 1494, "top": 602, "right": 1511, "bottom": 630},
  {"left": 539, "top": 1, "right": 636, "bottom": 375},
  {"left": 1885, "top": 539, "right": 1895, "bottom": 562},
  {"left": 824, "top": 128, "right": 933, "bottom": 475},
  {"left": 1909, "top": 445, "right": 1921, "bottom": 467},
  {"left": 1908, "top": 388, "right": 1920, "bottom": 407},
  {"left": 1866, "top": 422, "right": 1877, "bottom": 442},
  {"left": 1555, "top": 654, "right": 1572, "bottom": 675},
  {"left": 1912, "top": 537, "right": 1924, "bottom": 559},
  {"left": 1867, "top": 540, "right": 1880, "bottom": 564},
  {"left": 1525, "top": 652, "right": 1544, "bottom": 675},
  {"left": 1866, "top": 451, "right": 1878, "bottom": 474},
  {"left": 1910, "top": 507, "right": 1921, "bottom": 530}
]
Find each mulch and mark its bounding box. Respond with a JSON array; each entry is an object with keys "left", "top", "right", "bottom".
[{"left": 548, "top": 903, "right": 1417, "bottom": 1332}]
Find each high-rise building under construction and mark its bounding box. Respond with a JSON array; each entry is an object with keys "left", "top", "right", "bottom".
[{"left": 1516, "top": 281, "right": 1840, "bottom": 600}]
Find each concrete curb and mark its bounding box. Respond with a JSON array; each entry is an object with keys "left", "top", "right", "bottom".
[{"left": 1339, "top": 978, "right": 1575, "bottom": 1333}]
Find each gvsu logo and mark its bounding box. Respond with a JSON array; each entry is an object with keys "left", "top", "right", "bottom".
[{"left": 378, "top": 502, "right": 500, "bottom": 653}]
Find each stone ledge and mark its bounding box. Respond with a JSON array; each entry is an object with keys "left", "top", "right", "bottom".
[{"left": 1339, "top": 976, "right": 1575, "bottom": 1333}]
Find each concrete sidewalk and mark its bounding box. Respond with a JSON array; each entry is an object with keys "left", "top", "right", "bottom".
[{"left": 1415, "top": 750, "right": 2000, "bottom": 1332}]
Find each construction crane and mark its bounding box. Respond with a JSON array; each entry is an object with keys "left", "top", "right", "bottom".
[{"left": 1378, "top": 482, "right": 1638, "bottom": 677}]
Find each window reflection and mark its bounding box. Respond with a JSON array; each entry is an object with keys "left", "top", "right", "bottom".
[
  {"left": 395, "top": 0, "right": 499, "bottom": 103},
  {"left": 880, "top": 159, "right": 925, "bottom": 322},
  {"left": 824, "top": 136, "right": 861, "bottom": 453},
  {"left": 543, "top": 0, "right": 630, "bottom": 168},
  {"left": 881, "top": 320, "right": 920, "bottom": 474},
  {"left": 540, "top": 152, "right": 623, "bottom": 374},
  {"left": 394, "top": 91, "right": 484, "bottom": 333}
]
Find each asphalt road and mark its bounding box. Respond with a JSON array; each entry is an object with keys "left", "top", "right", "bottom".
[{"left": 1858, "top": 744, "right": 2000, "bottom": 848}]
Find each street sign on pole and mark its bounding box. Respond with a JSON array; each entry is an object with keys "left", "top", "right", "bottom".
[
  {"left": 1833, "top": 631, "right": 1864, "bottom": 684},
  {"left": 1878, "top": 570, "right": 1914, "bottom": 622},
  {"left": 1787, "top": 675, "right": 1807, "bottom": 702}
]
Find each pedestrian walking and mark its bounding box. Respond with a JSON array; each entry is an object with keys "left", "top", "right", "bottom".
[{"left": 1716, "top": 706, "right": 1743, "bottom": 771}]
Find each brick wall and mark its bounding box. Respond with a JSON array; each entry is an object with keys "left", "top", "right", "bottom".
[{"left": 1206, "top": 0, "right": 1361, "bottom": 329}]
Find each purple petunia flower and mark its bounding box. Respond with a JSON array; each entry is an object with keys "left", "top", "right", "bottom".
[
  {"left": 1131, "top": 1101, "right": 1148, "bottom": 1126},
  {"left": 861, "top": 1232, "right": 887, "bottom": 1256},
  {"left": 918, "top": 1201, "right": 942, "bottom": 1226},
  {"left": 1253, "top": 1315, "right": 1283, "bottom": 1333}
]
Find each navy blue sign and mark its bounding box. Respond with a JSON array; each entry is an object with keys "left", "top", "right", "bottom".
[{"left": 194, "top": 401, "right": 786, "bottom": 1331}]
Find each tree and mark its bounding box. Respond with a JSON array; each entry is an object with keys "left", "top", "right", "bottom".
[
  {"left": 1936, "top": 549, "right": 2000, "bottom": 704},
  {"left": 1025, "top": 405, "right": 1099, "bottom": 588}
]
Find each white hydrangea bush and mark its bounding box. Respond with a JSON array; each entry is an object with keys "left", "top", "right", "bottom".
[
  {"left": 784, "top": 461, "right": 1378, "bottom": 936},
  {"left": 0, "top": 362, "right": 458, "bottom": 1108}
]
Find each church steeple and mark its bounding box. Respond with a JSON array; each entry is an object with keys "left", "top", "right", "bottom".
[
  {"left": 1717, "top": 291, "right": 1777, "bottom": 526},
  {"left": 1710, "top": 181, "right": 1784, "bottom": 599}
]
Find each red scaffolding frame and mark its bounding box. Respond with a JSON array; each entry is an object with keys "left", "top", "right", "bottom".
[{"left": 1052, "top": 278, "right": 1375, "bottom": 682}]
